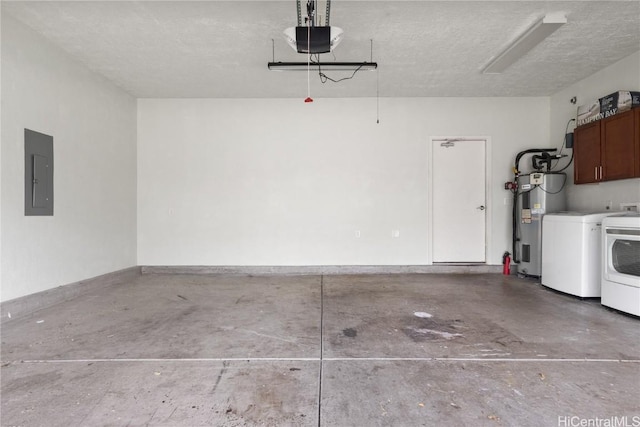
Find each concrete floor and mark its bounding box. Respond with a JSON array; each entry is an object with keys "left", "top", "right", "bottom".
[{"left": 1, "top": 273, "right": 639, "bottom": 426}]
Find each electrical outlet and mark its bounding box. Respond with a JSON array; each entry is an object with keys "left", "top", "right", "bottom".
[
  {"left": 392, "top": 230, "right": 400, "bottom": 238},
  {"left": 355, "top": 230, "right": 361, "bottom": 238},
  {"left": 620, "top": 202, "right": 640, "bottom": 212},
  {"left": 605, "top": 200, "right": 612, "bottom": 210}
]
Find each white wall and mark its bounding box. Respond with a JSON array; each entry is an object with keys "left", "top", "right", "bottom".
[
  {"left": 0, "top": 6, "right": 4, "bottom": 294},
  {"left": 550, "top": 50, "right": 640, "bottom": 212},
  {"left": 0, "top": 15, "right": 137, "bottom": 302},
  {"left": 138, "top": 97, "right": 550, "bottom": 267}
]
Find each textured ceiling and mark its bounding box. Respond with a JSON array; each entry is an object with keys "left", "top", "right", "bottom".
[{"left": 3, "top": 1, "right": 640, "bottom": 98}]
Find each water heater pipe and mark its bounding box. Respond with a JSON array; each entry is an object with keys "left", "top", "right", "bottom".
[{"left": 511, "top": 148, "right": 557, "bottom": 264}]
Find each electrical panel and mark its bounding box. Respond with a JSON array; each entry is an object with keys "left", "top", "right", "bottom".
[{"left": 24, "top": 129, "right": 54, "bottom": 216}]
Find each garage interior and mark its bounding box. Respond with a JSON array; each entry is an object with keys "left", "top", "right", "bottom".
[{"left": 1, "top": 1, "right": 640, "bottom": 426}]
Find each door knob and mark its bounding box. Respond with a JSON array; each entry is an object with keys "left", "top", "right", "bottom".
[{"left": 477, "top": 205, "right": 486, "bottom": 210}]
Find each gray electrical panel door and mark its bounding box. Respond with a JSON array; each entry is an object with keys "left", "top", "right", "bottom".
[{"left": 25, "top": 129, "right": 54, "bottom": 216}]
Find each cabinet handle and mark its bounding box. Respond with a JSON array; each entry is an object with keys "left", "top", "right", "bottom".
[
  {"left": 599, "top": 166, "right": 603, "bottom": 180},
  {"left": 595, "top": 167, "right": 598, "bottom": 181}
]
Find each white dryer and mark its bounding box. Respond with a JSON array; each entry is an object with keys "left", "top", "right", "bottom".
[
  {"left": 542, "top": 212, "right": 618, "bottom": 297},
  {"left": 602, "top": 214, "right": 640, "bottom": 316}
]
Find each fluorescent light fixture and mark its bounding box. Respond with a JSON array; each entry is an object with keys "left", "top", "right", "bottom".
[
  {"left": 482, "top": 13, "right": 567, "bottom": 74},
  {"left": 268, "top": 62, "right": 377, "bottom": 71}
]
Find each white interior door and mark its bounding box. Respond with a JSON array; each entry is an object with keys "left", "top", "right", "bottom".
[{"left": 432, "top": 139, "right": 486, "bottom": 263}]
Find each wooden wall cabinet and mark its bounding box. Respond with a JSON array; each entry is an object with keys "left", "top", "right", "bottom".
[{"left": 574, "top": 109, "right": 640, "bottom": 184}]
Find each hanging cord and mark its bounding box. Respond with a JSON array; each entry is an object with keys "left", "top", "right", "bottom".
[
  {"left": 312, "top": 40, "right": 375, "bottom": 84},
  {"left": 553, "top": 119, "right": 576, "bottom": 172},
  {"left": 314, "top": 57, "right": 365, "bottom": 83},
  {"left": 304, "top": 17, "right": 313, "bottom": 102},
  {"left": 376, "top": 71, "right": 379, "bottom": 123},
  {"left": 376, "top": 67, "right": 380, "bottom": 124},
  {"left": 551, "top": 118, "right": 576, "bottom": 170},
  {"left": 307, "top": 35, "right": 311, "bottom": 96}
]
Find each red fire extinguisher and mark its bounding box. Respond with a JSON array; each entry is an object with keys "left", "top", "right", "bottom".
[{"left": 502, "top": 251, "right": 511, "bottom": 275}]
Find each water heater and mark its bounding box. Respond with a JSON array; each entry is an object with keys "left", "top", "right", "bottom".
[{"left": 515, "top": 172, "right": 567, "bottom": 277}]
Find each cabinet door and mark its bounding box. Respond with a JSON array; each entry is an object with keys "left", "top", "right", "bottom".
[
  {"left": 601, "top": 110, "right": 635, "bottom": 181},
  {"left": 574, "top": 120, "right": 601, "bottom": 184}
]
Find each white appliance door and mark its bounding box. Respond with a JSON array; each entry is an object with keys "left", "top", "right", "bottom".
[
  {"left": 605, "top": 230, "right": 640, "bottom": 286},
  {"left": 432, "top": 139, "right": 486, "bottom": 263}
]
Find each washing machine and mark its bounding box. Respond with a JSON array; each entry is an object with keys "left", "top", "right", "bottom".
[
  {"left": 601, "top": 214, "right": 640, "bottom": 316},
  {"left": 541, "top": 212, "right": 619, "bottom": 297}
]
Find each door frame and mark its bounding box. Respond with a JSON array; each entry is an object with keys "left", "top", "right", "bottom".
[{"left": 427, "top": 136, "right": 493, "bottom": 265}]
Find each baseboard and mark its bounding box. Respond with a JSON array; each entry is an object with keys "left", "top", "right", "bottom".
[
  {"left": 141, "top": 265, "right": 502, "bottom": 275},
  {"left": 0, "top": 266, "right": 141, "bottom": 324}
]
